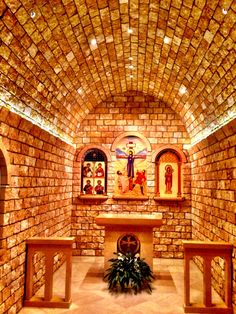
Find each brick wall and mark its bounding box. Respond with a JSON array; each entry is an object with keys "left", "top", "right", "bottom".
[
  {"left": 0, "top": 106, "right": 75, "bottom": 313},
  {"left": 189, "top": 119, "right": 236, "bottom": 307},
  {"left": 1, "top": 97, "right": 235, "bottom": 312},
  {"left": 72, "top": 92, "right": 192, "bottom": 258}
]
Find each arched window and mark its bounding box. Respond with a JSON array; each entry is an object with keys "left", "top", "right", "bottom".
[{"left": 81, "top": 149, "right": 107, "bottom": 196}]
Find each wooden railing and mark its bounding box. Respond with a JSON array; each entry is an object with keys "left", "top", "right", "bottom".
[
  {"left": 24, "top": 237, "right": 75, "bottom": 308},
  {"left": 183, "top": 240, "right": 233, "bottom": 314}
]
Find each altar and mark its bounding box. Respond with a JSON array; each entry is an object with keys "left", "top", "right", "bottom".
[{"left": 96, "top": 213, "right": 163, "bottom": 270}]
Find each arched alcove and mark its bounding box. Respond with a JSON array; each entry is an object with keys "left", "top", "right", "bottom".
[
  {"left": 111, "top": 133, "right": 151, "bottom": 199},
  {"left": 153, "top": 145, "right": 187, "bottom": 200},
  {"left": 0, "top": 138, "right": 11, "bottom": 264},
  {"left": 76, "top": 144, "right": 112, "bottom": 162},
  {"left": 76, "top": 145, "right": 111, "bottom": 198},
  {"left": 0, "top": 137, "right": 11, "bottom": 186},
  {"left": 111, "top": 131, "right": 152, "bottom": 152}
]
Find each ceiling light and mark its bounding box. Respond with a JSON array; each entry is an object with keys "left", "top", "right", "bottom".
[
  {"left": 130, "top": 75, "right": 133, "bottom": 78},
  {"left": 128, "top": 28, "right": 133, "bottom": 34},
  {"left": 222, "top": 8, "right": 227, "bottom": 14},
  {"left": 164, "top": 36, "right": 171, "bottom": 44},
  {"left": 91, "top": 38, "right": 97, "bottom": 46},
  {"left": 30, "top": 11, "right": 36, "bottom": 18},
  {"left": 129, "top": 65, "right": 134, "bottom": 69},
  {"left": 129, "top": 57, "right": 133, "bottom": 61},
  {"left": 77, "top": 88, "right": 83, "bottom": 94},
  {"left": 179, "top": 85, "right": 187, "bottom": 94}
]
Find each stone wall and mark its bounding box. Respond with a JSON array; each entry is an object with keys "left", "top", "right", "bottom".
[
  {"left": 1, "top": 98, "right": 235, "bottom": 313},
  {"left": 0, "top": 107, "right": 75, "bottom": 313},
  {"left": 189, "top": 119, "right": 236, "bottom": 307},
  {"left": 72, "top": 93, "right": 192, "bottom": 258}
]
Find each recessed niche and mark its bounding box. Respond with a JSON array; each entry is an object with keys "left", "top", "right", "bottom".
[{"left": 154, "top": 146, "right": 187, "bottom": 201}]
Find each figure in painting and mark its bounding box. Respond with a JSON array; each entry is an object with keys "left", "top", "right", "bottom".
[
  {"left": 165, "top": 165, "right": 173, "bottom": 194},
  {"left": 83, "top": 163, "right": 93, "bottom": 177},
  {"left": 117, "top": 170, "right": 128, "bottom": 193},
  {"left": 115, "top": 137, "right": 147, "bottom": 196},
  {"left": 133, "top": 170, "right": 146, "bottom": 195},
  {"left": 83, "top": 179, "right": 93, "bottom": 194},
  {"left": 127, "top": 150, "right": 135, "bottom": 178},
  {"left": 95, "top": 180, "right": 104, "bottom": 194},
  {"left": 95, "top": 163, "right": 104, "bottom": 177}
]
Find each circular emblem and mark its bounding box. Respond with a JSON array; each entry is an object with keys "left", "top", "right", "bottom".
[{"left": 117, "top": 233, "right": 140, "bottom": 255}]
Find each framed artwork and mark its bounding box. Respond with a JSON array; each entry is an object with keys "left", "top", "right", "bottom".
[
  {"left": 81, "top": 149, "right": 107, "bottom": 196},
  {"left": 154, "top": 147, "right": 186, "bottom": 200},
  {"left": 114, "top": 136, "right": 147, "bottom": 198}
]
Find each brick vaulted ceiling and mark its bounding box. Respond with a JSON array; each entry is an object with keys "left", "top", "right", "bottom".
[{"left": 0, "top": 0, "right": 235, "bottom": 145}]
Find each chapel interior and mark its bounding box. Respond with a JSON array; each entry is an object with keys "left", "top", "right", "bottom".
[{"left": 0, "top": 0, "right": 235, "bottom": 313}]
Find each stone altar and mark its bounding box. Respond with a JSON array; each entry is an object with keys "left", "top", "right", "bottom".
[{"left": 96, "top": 213, "right": 163, "bottom": 270}]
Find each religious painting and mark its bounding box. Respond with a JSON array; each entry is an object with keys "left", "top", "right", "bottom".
[
  {"left": 159, "top": 158, "right": 178, "bottom": 196},
  {"left": 81, "top": 149, "right": 107, "bottom": 195},
  {"left": 114, "top": 136, "right": 147, "bottom": 197},
  {"left": 155, "top": 149, "right": 183, "bottom": 199}
]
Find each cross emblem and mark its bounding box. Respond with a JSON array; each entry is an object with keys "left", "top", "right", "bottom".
[{"left": 117, "top": 233, "right": 140, "bottom": 255}]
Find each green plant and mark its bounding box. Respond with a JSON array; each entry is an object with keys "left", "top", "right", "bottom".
[{"left": 104, "top": 252, "right": 154, "bottom": 294}]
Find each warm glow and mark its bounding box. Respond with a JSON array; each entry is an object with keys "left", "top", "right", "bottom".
[
  {"left": 164, "top": 36, "right": 171, "bottom": 44},
  {"left": 179, "top": 85, "right": 187, "bottom": 94},
  {"left": 128, "top": 28, "right": 133, "bottom": 34},
  {"left": 91, "top": 38, "right": 97, "bottom": 46},
  {"left": 30, "top": 11, "right": 36, "bottom": 18},
  {"left": 0, "top": 91, "right": 75, "bottom": 147},
  {"left": 190, "top": 108, "right": 236, "bottom": 147}
]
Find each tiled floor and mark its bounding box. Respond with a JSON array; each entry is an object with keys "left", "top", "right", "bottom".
[{"left": 19, "top": 257, "right": 225, "bottom": 314}]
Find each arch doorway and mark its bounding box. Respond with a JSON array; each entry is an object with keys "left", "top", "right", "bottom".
[{"left": 0, "top": 142, "right": 10, "bottom": 264}]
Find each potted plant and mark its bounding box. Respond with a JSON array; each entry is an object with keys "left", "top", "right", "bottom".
[{"left": 104, "top": 252, "right": 154, "bottom": 294}]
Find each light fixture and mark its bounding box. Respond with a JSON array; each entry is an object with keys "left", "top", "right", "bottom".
[
  {"left": 0, "top": 92, "right": 75, "bottom": 146},
  {"left": 30, "top": 11, "right": 36, "bottom": 18},
  {"left": 77, "top": 87, "right": 83, "bottom": 94},
  {"left": 91, "top": 38, "right": 97, "bottom": 46},
  {"left": 129, "top": 65, "right": 134, "bottom": 69},
  {"left": 164, "top": 36, "right": 171, "bottom": 44},
  {"left": 128, "top": 28, "right": 133, "bottom": 34},
  {"left": 222, "top": 8, "right": 227, "bottom": 14},
  {"left": 129, "top": 57, "right": 133, "bottom": 61},
  {"left": 179, "top": 85, "right": 187, "bottom": 94},
  {"left": 130, "top": 75, "right": 133, "bottom": 78}
]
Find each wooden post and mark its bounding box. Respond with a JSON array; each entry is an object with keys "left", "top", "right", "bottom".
[
  {"left": 184, "top": 254, "right": 190, "bottom": 307},
  {"left": 203, "top": 258, "right": 212, "bottom": 307}
]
